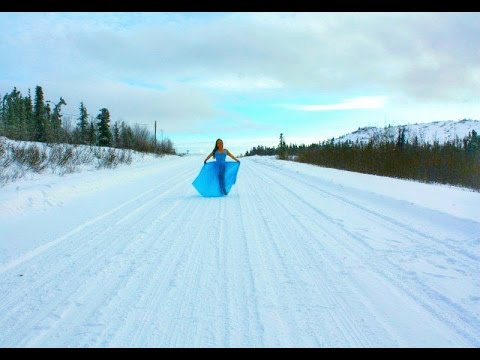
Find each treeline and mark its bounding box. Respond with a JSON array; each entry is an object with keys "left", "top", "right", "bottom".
[
  {"left": 245, "top": 129, "right": 480, "bottom": 191},
  {"left": 244, "top": 144, "right": 277, "bottom": 156},
  {"left": 0, "top": 85, "right": 175, "bottom": 155},
  {"left": 244, "top": 133, "right": 298, "bottom": 159}
]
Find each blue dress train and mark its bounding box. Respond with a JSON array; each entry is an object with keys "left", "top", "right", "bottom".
[{"left": 192, "top": 150, "right": 240, "bottom": 197}]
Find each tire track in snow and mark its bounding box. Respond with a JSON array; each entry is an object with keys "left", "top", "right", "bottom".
[
  {"left": 255, "top": 158, "right": 480, "bottom": 264},
  {"left": 247, "top": 162, "right": 408, "bottom": 346},
  {"left": 0, "top": 164, "right": 190, "bottom": 305},
  {"left": 232, "top": 161, "right": 347, "bottom": 346},
  {"left": 237, "top": 170, "right": 300, "bottom": 346},
  {"left": 104, "top": 195, "right": 207, "bottom": 347},
  {"left": 230, "top": 183, "right": 265, "bottom": 347},
  {"left": 260, "top": 161, "right": 480, "bottom": 346},
  {"left": 210, "top": 182, "right": 266, "bottom": 347},
  {"left": 162, "top": 198, "right": 220, "bottom": 347},
  {"left": 24, "top": 192, "right": 194, "bottom": 347},
  {"left": 248, "top": 157, "right": 479, "bottom": 346},
  {"left": 246, "top": 161, "right": 374, "bottom": 347},
  {"left": 0, "top": 163, "right": 194, "bottom": 275},
  {"left": 0, "top": 165, "right": 196, "bottom": 347}
]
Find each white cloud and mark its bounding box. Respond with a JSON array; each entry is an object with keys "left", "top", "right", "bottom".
[
  {"left": 3, "top": 12, "right": 480, "bottom": 102},
  {"left": 282, "top": 96, "right": 388, "bottom": 112},
  {"left": 198, "top": 76, "right": 284, "bottom": 91},
  {"left": 12, "top": 80, "right": 223, "bottom": 133}
]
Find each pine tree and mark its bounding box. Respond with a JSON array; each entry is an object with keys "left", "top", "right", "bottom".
[
  {"left": 112, "top": 121, "right": 120, "bottom": 148},
  {"left": 396, "top": 127, "right": 406, "bottom": 149},
  {"left": 16, "top": 90, "right": 28, "bottom": 140},
  {"left": 96, "top": 108, "right": 112, "bottom": 147},
  {"left": 44, "top": 101, "right": 53, "bottom": 143},
  {"left": 77, "top": 102, "right": 89, "bottom": 144},
  {"left": 465, "top": 130, "right": 479, "bottom": 156},
  {"left": 4, "top": 88, "right": 20, "bottom": 138},
  {"left": 51, "top": 97, "right": 67, "bottom": 142},
  {"left": 278, "top": 133, "right": 287, "bottom": 159},
  {"left": 33, "top": 86, "right": 47, "bottom": 142},
  {"left": 0, "top": 87, "right": 33, "bottom": 140},
  {"left": 87, "top": 121, "right": 97, "bottom": 145},
  {"left": 120, "top": 121, "right": 133, "bottom": 149},
  {"left": 25, "top": 89, "right": 34, "bottom": 141}
]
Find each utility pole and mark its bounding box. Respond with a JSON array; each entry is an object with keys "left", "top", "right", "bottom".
[{"left": 154, "top": 121, "right": 157, "bottom": 146}]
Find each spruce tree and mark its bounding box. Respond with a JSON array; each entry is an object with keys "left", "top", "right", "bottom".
[
  {"left": 466, "top": 130, "right": 479, "bottom": 156},
  {"left": 77, "top": 102, "right": 89, "bottom": 144},
  {"left": 16, "top": 89, "right": 28, "bottom": 140},
  {"left": 0, "top": 88, "right": 32, "bottom": 140},
  {"left": 3, "top": 88, "right": 18, "bottom": 138},
  {"left": 120, "top": 121, "right": 133, "bottom": 149},
  {"left": 44, "top": 102, "right": 53, "bottom": 143},
  {"left": 87, "top": 121, "right": 97, "bottom": 145},
  {"left": 278, "top": 133, "right": 287, "bottom": 159},
  {"left": 51, "top": 97, "right": 67, "bottom": 142},
  {"left": 396, "top": 127, "right": 406, "bottom": 149},
  {"left": 25, "top": 89, "right": 34, "bottom": 141},
  {"left": 112, "top": 121, "right": 120, "bottom": 148},
  {"left": 96, "top": 108, "right": 112, "bottom": 147},
  {"left": 33, "top": 86, "right": 47, "bottom": 142}
]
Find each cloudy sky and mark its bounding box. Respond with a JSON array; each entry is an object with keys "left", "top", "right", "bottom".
[{"left": 1, "top": 12, "right": 479, "bottom": 154}]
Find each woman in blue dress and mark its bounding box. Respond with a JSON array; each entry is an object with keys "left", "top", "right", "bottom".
[{"left": 192, "top": 139, "right": 240, "bottom": 197}]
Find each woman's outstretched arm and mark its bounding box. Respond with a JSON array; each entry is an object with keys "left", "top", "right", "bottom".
[
  {"left": 226, "top": 149, "right": 240, "bottom": 162},
  {"left": 204, "top": 152, "right": 213, "bottom": 164}
]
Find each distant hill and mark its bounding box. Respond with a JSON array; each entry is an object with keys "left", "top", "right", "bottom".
[{"left": 335, "top": 119, "right": 480, "bottom": 145}]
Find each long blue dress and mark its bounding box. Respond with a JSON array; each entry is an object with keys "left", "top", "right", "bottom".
[{"left": 192, "top": 150, "right": 240, "bottom": 197}]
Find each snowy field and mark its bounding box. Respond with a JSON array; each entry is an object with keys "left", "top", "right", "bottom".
[{"left": 1, "top": 154, "right": 479, "bottom": 347}]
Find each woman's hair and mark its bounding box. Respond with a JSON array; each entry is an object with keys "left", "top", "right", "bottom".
[{"left": 212, "top": 138, "right": 223, "bottom": 159}]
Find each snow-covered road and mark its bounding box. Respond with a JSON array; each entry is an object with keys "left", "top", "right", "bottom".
[{"left": 1, "top": 155, "right": 479, "bottom": 347}]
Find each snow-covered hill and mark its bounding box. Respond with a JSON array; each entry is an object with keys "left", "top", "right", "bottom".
[
  {"left": 1, "top": 155, "right": 479, "bottom": 347},
  {"left": 335, "top": 119, "right": 480, "bottom": 145}
]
